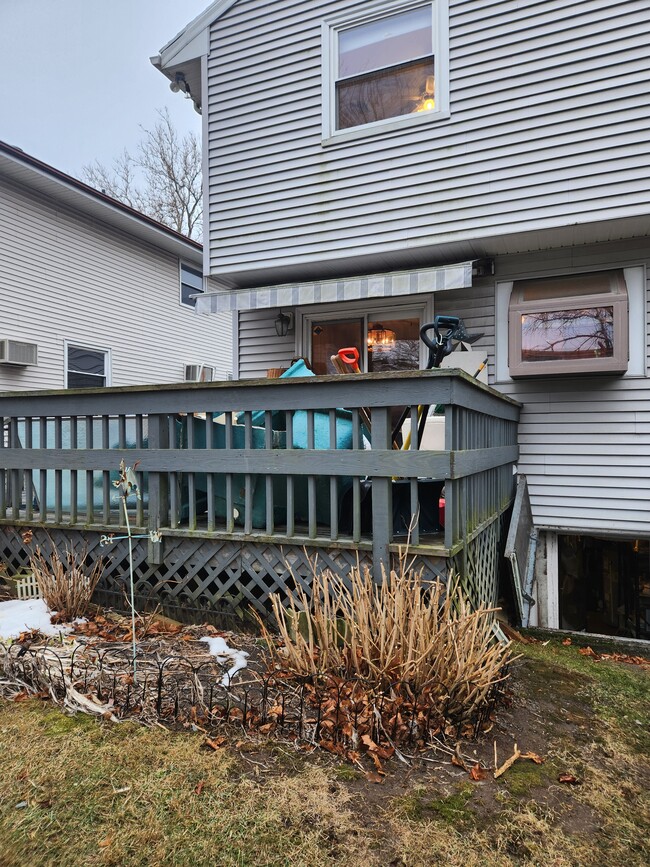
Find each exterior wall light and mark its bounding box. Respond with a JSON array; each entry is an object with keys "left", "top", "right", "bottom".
[
  {"left": 275, "top": 311, "right": 293, "bottom": 337},
  {"left": 170, "top": 73, "right": 191, "bottom": 97}
]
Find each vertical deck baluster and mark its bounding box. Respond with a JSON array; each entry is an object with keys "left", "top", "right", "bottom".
[
  {"left": 135, "top": 415, "right": 144, "bottom": 527},
  {"left": 23, "top": 417, "right": 33, "bottom": 522},
  {"left": 9, "top": 417, "right": 20, "bottom": 520},
  {"left": 285, "top": 411, "right": 294, "bottom": 538},
  {"left": 0, "top": 414, "right": 6, "bottom": 516},
  {"left": 70, "top": 416, "right": 78, "bottom": 524},
  {"left": 102, "top": 415, "right": 111, "bottom": 524},
  {"left": 225, "top": 412, "right": 234, "bottom": 533},
  {"left": 85, "top": 416, "right": 94, "bottom": 524},
  {"left": 351, "top": 409, "right": 361, "bottom": 544},
  {"left": 186, "top": 413, "right": 196, "bottom": 530},
  {"left": 118, "top": 413, "right": 129, "bottom": 525},
  {"left": 4, "top": 424, "right": 12, "bottom": 514},
  {"left": 54, "top": 416, "right": 63, "bottom": 524},
  {"left": 39, "top": 417, "right": 48, "bottom": 522},
  {"left": 206, "top": 412, "right": 215, "bottom": 532},
  {"left": 243, "top": 411, "right": 253, "bottom": 535},
  {"left": 444, "top": 406, "right": 456, "bottom": 549},
  {"left": 118, "top": 414, "right": 127, "bottom": 449},
  {"left": 329, "top": 409, "right": 338, "bottom": 542},
  {"left": 265, "top": 410, "right": 274, "bottom": 535},
  {"left": 409, "top": 405, "right": 420, "bottom": 545},
  {"left": 307, "top": 410, "right": 316, "bottom": 539},
  {"left": 370, "top": 406, "right": 392, "bottom": 580},
  {"left": 168, "top": 414, "right": 179, "bottom": 529},
  {"left": 146, "top": 414, "right": 169, "bottom": 565}
]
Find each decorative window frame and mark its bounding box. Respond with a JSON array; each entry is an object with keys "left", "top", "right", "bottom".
[
  {"left": 180, "top": 261, "right": 204, "bottom": 308},
  {"left": 495, "top": 265, "right": 646, "bottom": 382},
  {"left": 321, "top": 0, "right": 449, "bottom": 145},
  {"left": 64, "top": 341, "right": 111, "bottom": 389}
]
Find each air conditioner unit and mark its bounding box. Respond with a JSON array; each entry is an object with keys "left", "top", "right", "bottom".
[
  {"left": 0, "top": 339, "right": 38, "bottom": 366},
  {"left": 184, "top": 363, "right": 215, "bottom": 383}
]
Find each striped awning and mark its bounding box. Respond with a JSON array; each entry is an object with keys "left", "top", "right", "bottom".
[{"left": 195, "top": 261, "right": 473, "bottom": 314}]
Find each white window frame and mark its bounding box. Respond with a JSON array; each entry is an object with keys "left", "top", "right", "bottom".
[
  {"left": 495, "top": 265, "right": 646, "bottom": 383},
  {"left": 64, "top": 341, "right": 111, "bottom": 389},
  {"left": 180, "top": 261, "right": 204, "bottom": 308},
  {"left": 322, "top": 0, "right": 449, "bottom": 144},
  {"left": 299, "top": 298, "right": 433, "bottom": 371}
]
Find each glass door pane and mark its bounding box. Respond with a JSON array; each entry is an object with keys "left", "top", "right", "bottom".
[
  {"left": 367, "top": 317, "right": 420, "bottom": 372},
  {"left": 311, "top": 318, "right": 364, "bottom": 375}
]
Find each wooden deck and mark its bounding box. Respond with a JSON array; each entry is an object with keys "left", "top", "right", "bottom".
[{"left": 0, "top": 370, "right": 520, "bottom": 617}]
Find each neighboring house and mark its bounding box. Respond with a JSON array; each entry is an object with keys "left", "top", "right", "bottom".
[
  {"left": 0, "top": 140, "right": 233, "bottom": 391},
  {"left": 153, "top": 0, "right": 650, "bottom": 640}
]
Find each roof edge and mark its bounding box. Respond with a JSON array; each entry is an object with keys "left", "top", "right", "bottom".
[
  {"left": 0, "top": 139, "right": 201, "bottom": 254},
  {"left": 156, "top": 0, "right": 239, "bottom": 67}
]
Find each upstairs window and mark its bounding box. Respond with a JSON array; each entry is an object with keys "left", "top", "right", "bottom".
[
  {"left": 324, "top": 1, "right": 449, "bottom": 140},
  {"left": 66, "top": 344, "right": 109, "bottom": 388},
  {"left": 180, "top": 262, "right": 203, "bottom": 307},
  {"left": 508, "top": 271, "right": 629, "bottom": 377}
]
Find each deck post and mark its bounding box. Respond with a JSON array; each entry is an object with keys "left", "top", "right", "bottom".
[
  {"left": 371, "top": 406, "right": 392, "bottom": 582},
  {"left": 147, "top": 414, "right": 169, "bottom": 565}
]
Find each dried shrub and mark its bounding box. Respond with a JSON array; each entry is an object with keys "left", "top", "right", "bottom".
[
  {"left": 259, "top": 559, "right": 512, "bottom": 727},
  {"left": 30, "top": 543, "right": 105, "bottom": 620}
]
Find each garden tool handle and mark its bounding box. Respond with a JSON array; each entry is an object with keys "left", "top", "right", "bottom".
[
  {"left": 338, "top": 347, "right": 360, "bottom": 369},
  {"left": 419, "top": 322, "right": 442, "bottom": 354}
]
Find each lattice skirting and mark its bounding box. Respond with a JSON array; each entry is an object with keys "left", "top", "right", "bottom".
[
  {"left": 453, "top": 514, "right": 507, "bottom": 609},
  {"left": 0, "top": 527, "right": 449, "bottom": 624}
]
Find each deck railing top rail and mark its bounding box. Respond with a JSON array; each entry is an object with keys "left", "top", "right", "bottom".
[{"left": 0, "top": 369, "right": 521, "bottom": 417}]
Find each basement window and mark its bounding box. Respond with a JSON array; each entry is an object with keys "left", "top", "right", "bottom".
[{"left": 508, "top": 270, "right": 629, "bottom": 377}]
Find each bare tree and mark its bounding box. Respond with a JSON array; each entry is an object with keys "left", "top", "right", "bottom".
[{"left": 81, "top": 108, "right": 202, "bottom": 240}]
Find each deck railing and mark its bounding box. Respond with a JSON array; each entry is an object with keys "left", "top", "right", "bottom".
[{"left": 0, "top": 370, "right": 520, "bottom": 576}]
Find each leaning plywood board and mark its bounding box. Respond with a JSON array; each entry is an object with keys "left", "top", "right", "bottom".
[{"left": 505, "top": 474, "right": 537, "bottom": 626}]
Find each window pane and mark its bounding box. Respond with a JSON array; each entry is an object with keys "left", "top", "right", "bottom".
[
  {"left": 521, "top": 307, "right": 615, "bottom": 361},
  {"left": 181, "top": 263, "right": 203, "bottom": 306},
  {"left": 68, "top": 371, "right": 106, "bottom": 388},
  {"left": 339, "top": 7, "right": 432, "bottom": 77},
  {"left": 517, "top": 270, "right": 626, "bottom": 302},
  {"left": 368, "top": 318, "right": 420, "bottom": 372},
  {"left": 68, "top": 346, "right": 105, "bottom": 375},
  {"left": 311, "top": 319, "right": 364, "bottom": 375},
  {"left": 337, "top": 57, "right": 434, "bottom": 130}
]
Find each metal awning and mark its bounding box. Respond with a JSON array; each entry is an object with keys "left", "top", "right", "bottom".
[{"left": 195, "top": 261, "right": 474, "bottom": 314}]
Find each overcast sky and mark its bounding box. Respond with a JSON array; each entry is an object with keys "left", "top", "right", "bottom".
[{"left": 0, "top": 0, "right": 209, "bottom": 178}]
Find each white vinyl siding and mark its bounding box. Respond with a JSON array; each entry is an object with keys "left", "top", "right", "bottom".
[
  {"left": 206, "top": 0, "right": 650, "bottom": 283},
  {"left": 0, "top": 178, "right": 232, "bottom": 391}
]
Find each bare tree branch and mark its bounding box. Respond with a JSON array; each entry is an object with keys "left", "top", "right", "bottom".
[{"left": 81, "top": 108, "right": 202, "bottom": 240}]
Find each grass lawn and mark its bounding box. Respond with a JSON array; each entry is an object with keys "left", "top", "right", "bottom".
[{"left": 0, "top": 637, "right": 648, "bottom": 867}]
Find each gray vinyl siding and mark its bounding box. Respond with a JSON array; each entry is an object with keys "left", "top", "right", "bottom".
[
  {"left": 206, "top": 0, "right": 650, "bottom": 281},
  {"left": 237, "top": 238, "right": 650, "bottom": 537},
  {"left": 237, "top": 310, "right": 296, "bottom": 379},
  {"left": 0, "top": 179, "right": 232, "bottom": 391},
  {"left": 494, "top": 241, "right": 650, "bottom": 537}
]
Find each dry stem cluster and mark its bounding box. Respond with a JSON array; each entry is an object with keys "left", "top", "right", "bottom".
[
  {"left": 30, "top": 543, "right": 105, "bottom": 620},
  {"left": 261, "top": 561, "right": 511, "bottom": 723}
]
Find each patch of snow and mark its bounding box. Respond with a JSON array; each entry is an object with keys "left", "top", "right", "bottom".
[
  {"left": 0, "top": 598, "right": 72, "bottom": 641},
  {"left": 200, "top": 636, "right": 249, "bottom": 685}
]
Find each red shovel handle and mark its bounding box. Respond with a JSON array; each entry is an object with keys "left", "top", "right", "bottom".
[{"left": 338, "top": 347, "right": 360, "bottom": 367}]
